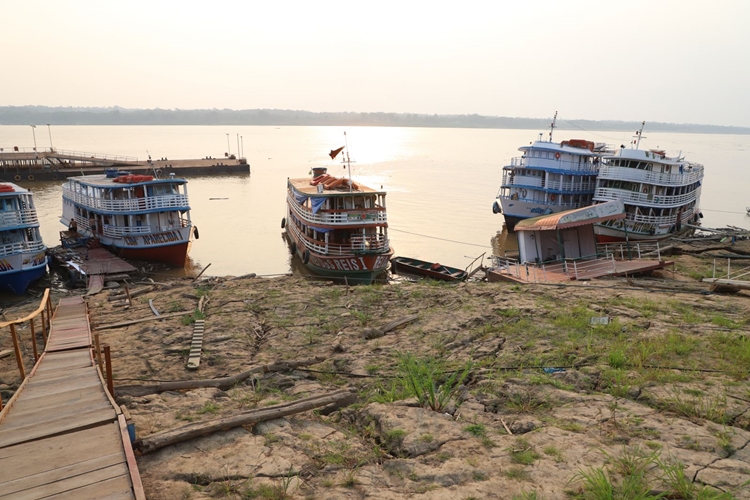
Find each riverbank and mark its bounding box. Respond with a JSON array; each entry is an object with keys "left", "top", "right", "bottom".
[{"left": 2, "top": 254, "right": 750, "bottom": 499}]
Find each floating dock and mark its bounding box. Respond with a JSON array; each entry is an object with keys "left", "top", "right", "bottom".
[{"left": 0, "top": 147, "right": 249, "bottom": 181}]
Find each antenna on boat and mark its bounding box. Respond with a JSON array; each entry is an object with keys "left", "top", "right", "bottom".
[
  {"left": 548, "top": 111, "right": 557, "bottom": 142},
  {"left": 633, "top": 121, "right": 646, "bottom": 149},
  {"left": 343, "top": 131, "right": 354, "bottom": 192}
]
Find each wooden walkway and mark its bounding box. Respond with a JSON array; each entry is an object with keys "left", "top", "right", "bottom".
[
  {"left": 0, "top": 297, "right": 144, "bottom": 499},
  {"left": 488, "top": 257, "right": 673, "bottom": 284}
]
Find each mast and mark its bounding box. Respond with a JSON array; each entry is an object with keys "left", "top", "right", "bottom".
[
  {"left": 548, "top": 111, "right": 558, "bottom": 142},
  {"left": 343, "top": 131, "right": 353, "bottom": 192},
  {"left": 633, "top": 121, "right": 646, "bottom": 149}
]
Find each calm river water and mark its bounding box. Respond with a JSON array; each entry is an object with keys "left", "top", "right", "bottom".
[{"left": 1, "top": 125, "right": 749, "bottom": 277}]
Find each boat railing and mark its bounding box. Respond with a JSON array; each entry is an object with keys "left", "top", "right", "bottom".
[
  {"left": 289, "top": 223, "right": 390, "bottom": 256},
  {"left": 628, "top": 207, "right": 696, "bottom": 225},
  {"left": 0, "top": 240, "right": 46, "bottom": 257},
  {"left": 0, "top": 209, "right": 39, "bottom": 227},
  {"left": 350, "top": 234, "right": 389, "bottom": 252},
  {"left": 597, "top": 165, "right": 704, "bottom": 185},
  {"left": 597, "top": 241, "right": 661, "bottom": 261},
  {"left": 508, "top": 157, "right": 599, "bottom": 173},
  {"left": 594, "top": 187, "right": 698, "bottom": 207},
  {"left": 545, "top": 179, "right": 597, "bottom": 191},
  {"left": 63, "top": 188, "right": 189, "bottom": 212},
  {"left": 286, "top": 194, "right": 387, "bottom": 226},
  {"left": 102, "top": 225, "right": 154, "bottom": 238},
  {"left": 504, "top": 175, "right": 543, "bottom": 188}
]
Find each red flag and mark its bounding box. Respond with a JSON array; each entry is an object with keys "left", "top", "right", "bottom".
[{"left": 329, "top": 146, "right": 344, "bottom": 160}]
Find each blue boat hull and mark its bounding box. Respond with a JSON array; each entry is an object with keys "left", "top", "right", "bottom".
[{"left": 0, "top": 262, "right": 47, "bottom": 295}]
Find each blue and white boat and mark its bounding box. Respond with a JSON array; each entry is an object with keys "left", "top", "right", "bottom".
[
  {"left": 0, "top": 183, "right": 47, "bottom": 294},
  {"left": 61, "top": 173, "right": 195, "bottom": 267},
  {"left": 493, "top": 113, "right": 610, "bottom": 231}
]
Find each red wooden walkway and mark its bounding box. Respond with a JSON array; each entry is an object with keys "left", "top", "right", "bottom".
[{"left": 0, "top": 297, "right": 144, "bottom": 499}]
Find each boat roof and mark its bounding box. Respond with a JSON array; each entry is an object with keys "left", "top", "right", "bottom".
[
  {"left": 515, "top": 199, "right": 625, "bottom": 231},
  {"left": 66, "top": 174, "right": 187, "bottom": 188},
  {"left": 519, "top": 140, "right": 609, "bottom": 156},
  {"left": 0, "top": 182, "right": 30, "bottom": 196},
  {"left": 606, "top": 147, "right": 702, "bottom": 167},
  {"left": 288, "top": 177, "right": 384, "bottom": 196}
]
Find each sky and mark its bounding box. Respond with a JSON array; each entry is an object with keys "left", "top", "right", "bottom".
[{"left": 4, "top": 0, "right": 749, "bottom": 127}]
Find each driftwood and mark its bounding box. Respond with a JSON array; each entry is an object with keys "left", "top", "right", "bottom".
[
  {"left": 136, "top": 389, "right": 354, "bottom": 454},
  {"left": 148, "top": 299, "right": 160, "bottom": 317},
  {"left": 0, "top": 349, "right": 11, "bottom": 359},
  {"left": 362, "top": 314, "right": 419, "bottom": 340},
  {"left": 116, "top": 356, "right": 327, "bottom": 397},
  {"left": 193, "top": 263, "right": 212, "bottom": 282},
  {"left": 108, "top": 286, "right": 154, "bottom": 302},
  {"left": 95, "top": 311, "right": 193, "bottom": 330},
  {"left": 229, "top": 273, "right": 257, "bottom": 281}
]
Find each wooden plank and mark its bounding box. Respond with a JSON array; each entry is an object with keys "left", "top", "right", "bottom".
[
  {"left": 0, "top": 452, "right": 124, "bottom": 496},
  {"left": 118, "top": 413, "right": 146, "bottom": 500},
  {"left": 187, "top": 319, "right": 205, "bottom": 369},
  {"left": 0, "top": 422, "right": 122, "bottom": 471},
  {"left": 44, "top": 474, "right": 134, "bottom": 500},
  {"left": 0, "top": 407, "right": 116, "bottom": 448},
  {"left": 9, "top": 464, "right": 130, "bottom": 500},
  {"left": 0, "top": 399, "right": 113, "bottom": 432}
]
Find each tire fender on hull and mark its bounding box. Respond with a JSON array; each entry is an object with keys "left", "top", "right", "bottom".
[{"left": 302, "top": 249, "right": 310, "bottom": 265}]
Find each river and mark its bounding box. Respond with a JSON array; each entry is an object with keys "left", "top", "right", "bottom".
[{"left": 1, "top": 125, "right": 748, "bottom": 278}]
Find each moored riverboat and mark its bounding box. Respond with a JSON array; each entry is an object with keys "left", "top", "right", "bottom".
[
  {"left": 0, "top": 183, "right": 47, "bottom": 294},
  {"left": 592, "top": 122, "right": 704, "bottom": 242},
  {"left": 60, "top": 172, "right": 196, "bottom": 267},
  {"left": 494, "top": 112, "right": 611, "bottom": 231},
  {"left": 283, "top": 154, "right": 393, "bottom": 283}
]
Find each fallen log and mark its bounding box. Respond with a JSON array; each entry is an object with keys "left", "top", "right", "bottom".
[
  {"left": 0, "top": 349, "right": 11, "bottom": 359},
  {"left": 136, "top": 389, "right": 355, "bottom": 454},
  {"left": 116, "top": 356, "right": 327, "bottom": 397},
  {"left": 362, "top": 314, "right": 419, "bottom": 340},
  {"left": 96, "top": 311, "right": 193, "bottom": 330},
  {"left": 108, "top": 286, "right": 154, "bottom": 302}
]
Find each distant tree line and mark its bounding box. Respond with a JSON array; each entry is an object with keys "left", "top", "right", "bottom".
[{"left": 0, "top": 106, "right": 747, "bottom": 134}]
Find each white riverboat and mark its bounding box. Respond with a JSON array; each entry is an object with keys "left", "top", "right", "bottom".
[
  {"left": 493, "top": 113, "right": 610, "bottom": 230},
  {"left": 0, "top": 183, "right": 47, "bottom": 294},
  {"left": 283, "top": 147, "right": 393, "bottom": 284},
  {"left": 592, "top": 122, "right": 704, "bottom": 242},
  {"left": 61, "top": 172, "right": 196, "bottom": 267}
]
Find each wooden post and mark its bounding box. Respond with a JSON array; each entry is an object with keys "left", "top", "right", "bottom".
[
  {"left": 94, "top": 333, "right": 104, "bottom": 375},
  {"left": 40, "top": 307, "right": 48, "bottom": 347},
  {"left": 46, "top": 296, "right": 52, "bottom": 326},
  {"left": 124, "top": 285, "right": 132, "bottom": 306},
  {"left": 103, "top": 344, "right": 114, "bottom": 396},
  {"left": 9, "top": 324, "right": 26, "bottom": 380},
  {"left": 29, "top": 318, "right": 38, "bottom": 362}
]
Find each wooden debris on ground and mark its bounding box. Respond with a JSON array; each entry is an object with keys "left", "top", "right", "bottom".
[
  {"left": 116, "top": 356, "right": 327, "bottom": 397},
  {"left": 136, "top": 389, "right": 355, "bottom": 454},
  {"left": 362, "top": 314, "right": 419, "bottom": 340},
  {"left": 186, "top": 319, "right": 205, "bottom": 370}
]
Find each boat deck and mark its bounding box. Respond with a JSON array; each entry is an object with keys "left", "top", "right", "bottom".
[
  {"left": 289, "top": 177, "right": 380, "bottom": 195},
  {"left": 488, "top": 257, "right": 673, "bottom": 284},
  {"left": 0, "top": 297, "right": 144, "bottom": 499}
]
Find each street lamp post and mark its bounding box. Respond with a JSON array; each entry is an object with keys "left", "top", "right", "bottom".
[
  {"left": 46, "top": 124, "right": 53, "bottom": 150},
  {"left": 30, "top": 125, "right": 38, "bottom": 158}
]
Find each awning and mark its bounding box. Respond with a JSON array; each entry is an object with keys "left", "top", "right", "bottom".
[{"left": 515, "top": 199, "right": 625, "bottom": 231}]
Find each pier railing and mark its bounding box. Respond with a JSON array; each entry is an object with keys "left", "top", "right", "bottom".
[
  {"left": 0, "top": 289, "right": 52, "bottom": 410},
  {"left": 596, "top": 241, "right": 662, "bottom": 260}
]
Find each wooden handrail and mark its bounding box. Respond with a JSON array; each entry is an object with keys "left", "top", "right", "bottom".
[{"left": 0, "top": 288, "right": 50, "bottom": 328}]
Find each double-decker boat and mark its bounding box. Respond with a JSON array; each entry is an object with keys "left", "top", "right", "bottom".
[
  {"left": 283, "top": 152, "right": 393, "bottom": 284},
  {"left": 494, "top": 112, "right": 610, "bottom": 231},
  {"left": 592, "top": 122, "right": 704, "bottom": 242},
  {"left": 0, "top": 183, "right": 47, "bottom": 294},
  {"left": 61, "top": 172, "right": 195, "bottom": 267}
]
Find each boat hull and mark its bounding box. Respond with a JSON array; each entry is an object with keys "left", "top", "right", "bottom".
[
  {"left": 594, "top": 223, "right": 694, "bottom": 243},
  {"left": 391, "top": 257, "right": 467, "bottom": 282},
  {"left": 108, "top": 242, "right": 190, "bottom": 267},
  {"left": 287, "top": 230, "right": 392, "bottom": 284},
  {"left": 0, "top": 262, "right": 47, "bottom": 295}
]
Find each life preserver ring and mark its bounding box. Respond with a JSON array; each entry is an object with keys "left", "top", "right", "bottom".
[
  {"left": 520, "top": 189, "right": 527, "bottom": 198},
  {"left": 281, "top": 217, "right": 286, "bottom": 229},
  {"left": 27, "top": 175, "right": 34, "bottom": 181},
  {"left": 14, "top": 175, "right": 21, "bottom": 181},
  {"left": 302, "top": 249, "right": 310, "bottom": 264},
  {"left": 550, "top": 194, "right": 556, "bottom": 202},
  {"left": 642, "top": 186, "right": 649, "bottom": 194},
  {"left": 555, "top": 152, "right": 561, "bottom": 159}
]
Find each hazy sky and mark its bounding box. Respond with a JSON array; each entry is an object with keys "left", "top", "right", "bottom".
[{"left": 5, "top": 0, "right": 749, "bottom": 127}]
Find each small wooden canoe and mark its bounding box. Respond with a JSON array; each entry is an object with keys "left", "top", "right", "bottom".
[{"left": 390, "top": 256, "right": 468, "bottom": 282}]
